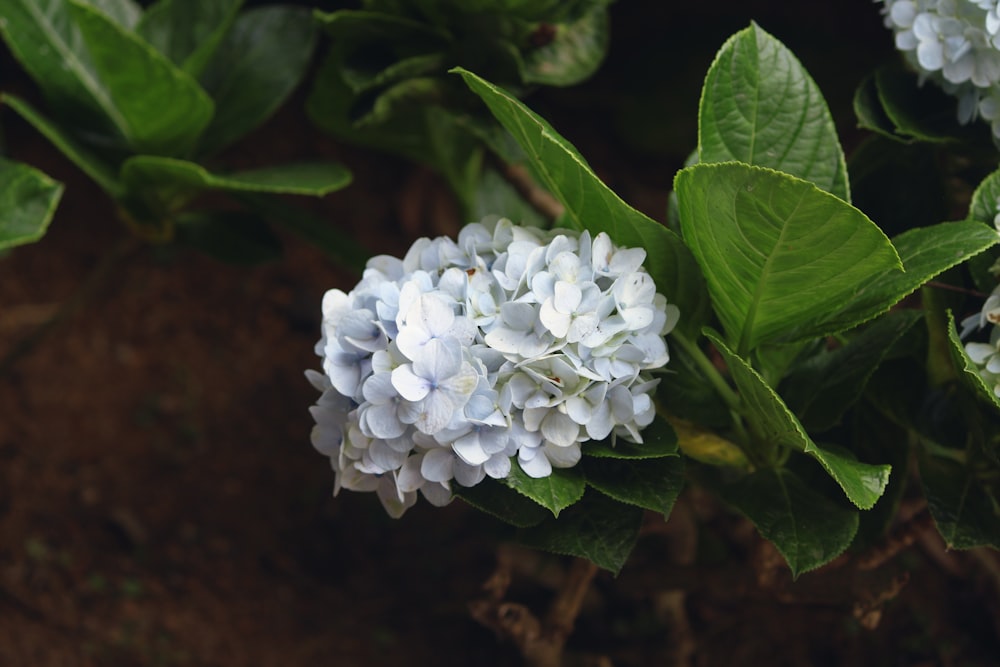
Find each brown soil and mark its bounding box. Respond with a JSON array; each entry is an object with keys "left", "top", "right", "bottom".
[{"left": 2, "top": 3, "right": 1000, "bottom": 665}]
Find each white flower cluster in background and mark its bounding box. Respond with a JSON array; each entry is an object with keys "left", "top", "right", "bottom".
[
  {"left": 306, "top": 217, "right": 678, "bottom": 517},
  {"left": 965, "top": 279, "right": 1000, "bottom": 396},
  {"left": 881, "top": 0, "right": 1000, "bottom": 138}
]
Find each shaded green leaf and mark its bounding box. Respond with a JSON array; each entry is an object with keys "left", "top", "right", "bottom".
[
  {"left": 853, "top": 71, "right": 898, "bottom": 141},
  {"left": 0, "top": 158, "right": 63, "bottom": 249},
  {"left": 455, "top": 67, "right": 709, "bottom": 335},
  {"left": 699, "top": 23, "right": 849, "bottom": 200},
  {"left": 716, "top": 467, "right": 859, "bottom": 577},
  {"left": 967, "top": 167, "right": 1000, "bottom": 292},
  {"left": 921, "top": 455, "right": 1000, "bottom": 549},
  {"left": 782, "top": 309, "right": 923, "bottom": 431},
  {"left": 519, "top": 1, "right": 610, "bottom": 86},
  {"left": 2, "top": 94, "right": 121, "bottom": 196},
  {"left": 121, "top": 156, "right": 351, "bottom": 196},
  {"left": 67, "top": 0, "right": 214, "bottom": 155},
  {"left": 583, "top": 415, "right": 677, "bottom": 459},
  {"left": 945, "top": 310, "right": 1000, "bottom": 412},
  {"left": 584, "top": 455, "right": 684, "bottom": 517},
  {"left": 455, "top": 478, "right": 549, "bottom": 527},
  {"left": 874, "top": 62, "right": 975, "bottom": 143},
  {"left": 817, "top": 221, "right": 1000, "bottom": 336},
  {"left": 851, "top": 406, "right": 913, "bottom": 549},
  {"left": 519, "top": 491, "right": 643, "bottom": 574},
  {"left": 173, "top": 210, "right": 281, "bottom": 264},
  {"left": 136, "top": 0, "right": 243, "bottom": 77},
  {"left": 676, "top": 163, "right": 900, "bottom": 352},
  {"left": 711, "top": 332, "right": 891, "bottom": 509},
  {"left": 197, "top": 6, "right": 317, "bottom": 156},
  {"left": 235, "top": 194, "right": 369, "bottom": 274},
  {"left": 503, "top": 460, "right": 585, "bottom": 517}
]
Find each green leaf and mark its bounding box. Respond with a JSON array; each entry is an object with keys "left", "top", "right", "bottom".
[
  {"left": 945, "top": 311, "right": 1000, "bottom": 412},
  {"left": 455, "top": 478, "right": 549, "bottom": 527},
  {"left": 66, "top": 0, "right": 214, "bottom": 156},
  {"left": 121, "top": 156, "right": 351, "bottom": 196},
  {"left": 921, "top": 455, "right": 1000, "bottom": 549},
  {"left": 455, "top": 67, "right": 709, "bottom": 335},
  {"left": 173, "top": 210, "right": 281, "bottom": 264},
  {"left": 582, "top": 415, "right": 678, "bottom": 459},
  {"left": 136, "top": 0, "right": 243, "bottom": 78},
  {"left": 781, "top": 309, "right": 923, "bottom": 431},
  {"left": 197, "top": 6, "right": 318, "bottom": 156},
  {"left": 699, "top": 23, "right": 849, "bottom": 201},
  {"left": 710, "top": 332, "right": 891, "bottom": 509},
  {"left": 519, "top": 1, "right": 610, "bottom": 86},
  {"left": 818, "top": 221, "right": 1000, "bottom": 336},
  {"left": 2, "top": 94, "right": 121, "bottom": 196},
  {"left": 851, "top": 406, "right": 912, "bottom": 549},
  {"left": 675, "top": 163, "right": 901, "bottom": 351},
  {"left": 0, "top": 0, "right": 120, "bottom": 135},
  {"left": 503, "top": 460, "right": 585, "bottom": 517},
  {"left": 584, "top": 455, "right": 684, "bottom": 517},
  {"left": 519, "top": 491, "right": 643, "bottom": 574},
  {"left": 716, "top": 467, "right": 859, "bottom": 577},
  {"left": 967, "top": 168, "right": 1000, "bottom": 292},
  {"left": 78, "top": 0, "right": 141, "bottom": 28},
  {"left": 0, "top": 158, "right": 64, "bottom": 249}
]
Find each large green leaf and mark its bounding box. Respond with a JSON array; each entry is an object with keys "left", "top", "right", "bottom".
[
  {"left": 503, "top": 460, "right": 585, "bottom": 517},
  {"left": 710, "top": 332, "right": 891, "bottom": 510},
  {"left": 136, "top": 0, "right": 243, "bottom": 77},
  {"left": 871, "top": 63, "right": 978, "bottom": 144},
  {"left": 196, "top": 6, "right": 318, "bottom": 157},
  {"left": 716, "top": 467, "right": 859, "bottom": 577},
  {"left": 0, "top": 0, "right": 120, "bottom": 134},
  {"left": 0, "top": 158, "right": 64, "bottom": 249},
  {"left": 921, "top": 455, "right": 1000, "bottom": 550},
  {"left": 66, "top": 0, "right": 214, "bottom": 156},
  {"left": 945, "top": 311, "right": 1000, "bottom": 412},
  {"left": 781, "top": 309, "right": 923, "bottom": 432},
  {"left": 121, "top": 156, "right": 351, "bottom": 196},
  {"left": 455, "top": 68, "right": 709, "bottom": 334},
  {"left": 2, "top": 94, "right": 121, "bottom": 196},
  {"left": 699, "top": 23, "right": 848, "bottom": 201},
  {"left": 455, "top": 478, "right": 549, "bottom": 527},
  {"left": 583, "top": 455, "right": 684, "bottom": 517},
  {"left": 817, "top": 221, "right": 1000, "bottom": 337},
  {"left": 519, "top": 491, "right": 644, "bottom": 574},
  {"left": 675, "top": 163, "right": 900, "bottom": 352},
  {"left": 519, "top": 0, "right": 610, "bottom": 87}
]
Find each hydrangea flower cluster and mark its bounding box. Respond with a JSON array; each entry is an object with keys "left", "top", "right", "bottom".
[
  {"left": 306, "top": 217, "right": 678, "bottom": 517},
  {"left": 881, "top": 0, "right": 1000, "bottom": 138}
]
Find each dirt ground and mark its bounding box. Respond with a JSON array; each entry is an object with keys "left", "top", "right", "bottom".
[{"left": 2, "top": 2, "right": 1000, "bottom": 666}]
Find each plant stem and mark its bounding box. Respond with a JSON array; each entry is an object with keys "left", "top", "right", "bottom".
[{"left": 672, "top": 330, "right": 741, "bottom": 412}]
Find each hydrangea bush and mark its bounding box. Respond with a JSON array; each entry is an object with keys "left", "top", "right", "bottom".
[
  {"left": 304, "top": 22, "right": 1000, "bottom": 579},
  {"left": 307, "top": 217, "right": 677, "bottom": 517}
]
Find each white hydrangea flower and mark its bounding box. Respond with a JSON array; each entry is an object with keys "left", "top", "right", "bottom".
[
  {"left": 881, "top": 0, "right": 1000, "bottom": 139},
  {"left": 306, "top": 217, "right": 679, "bottom": 516}
]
